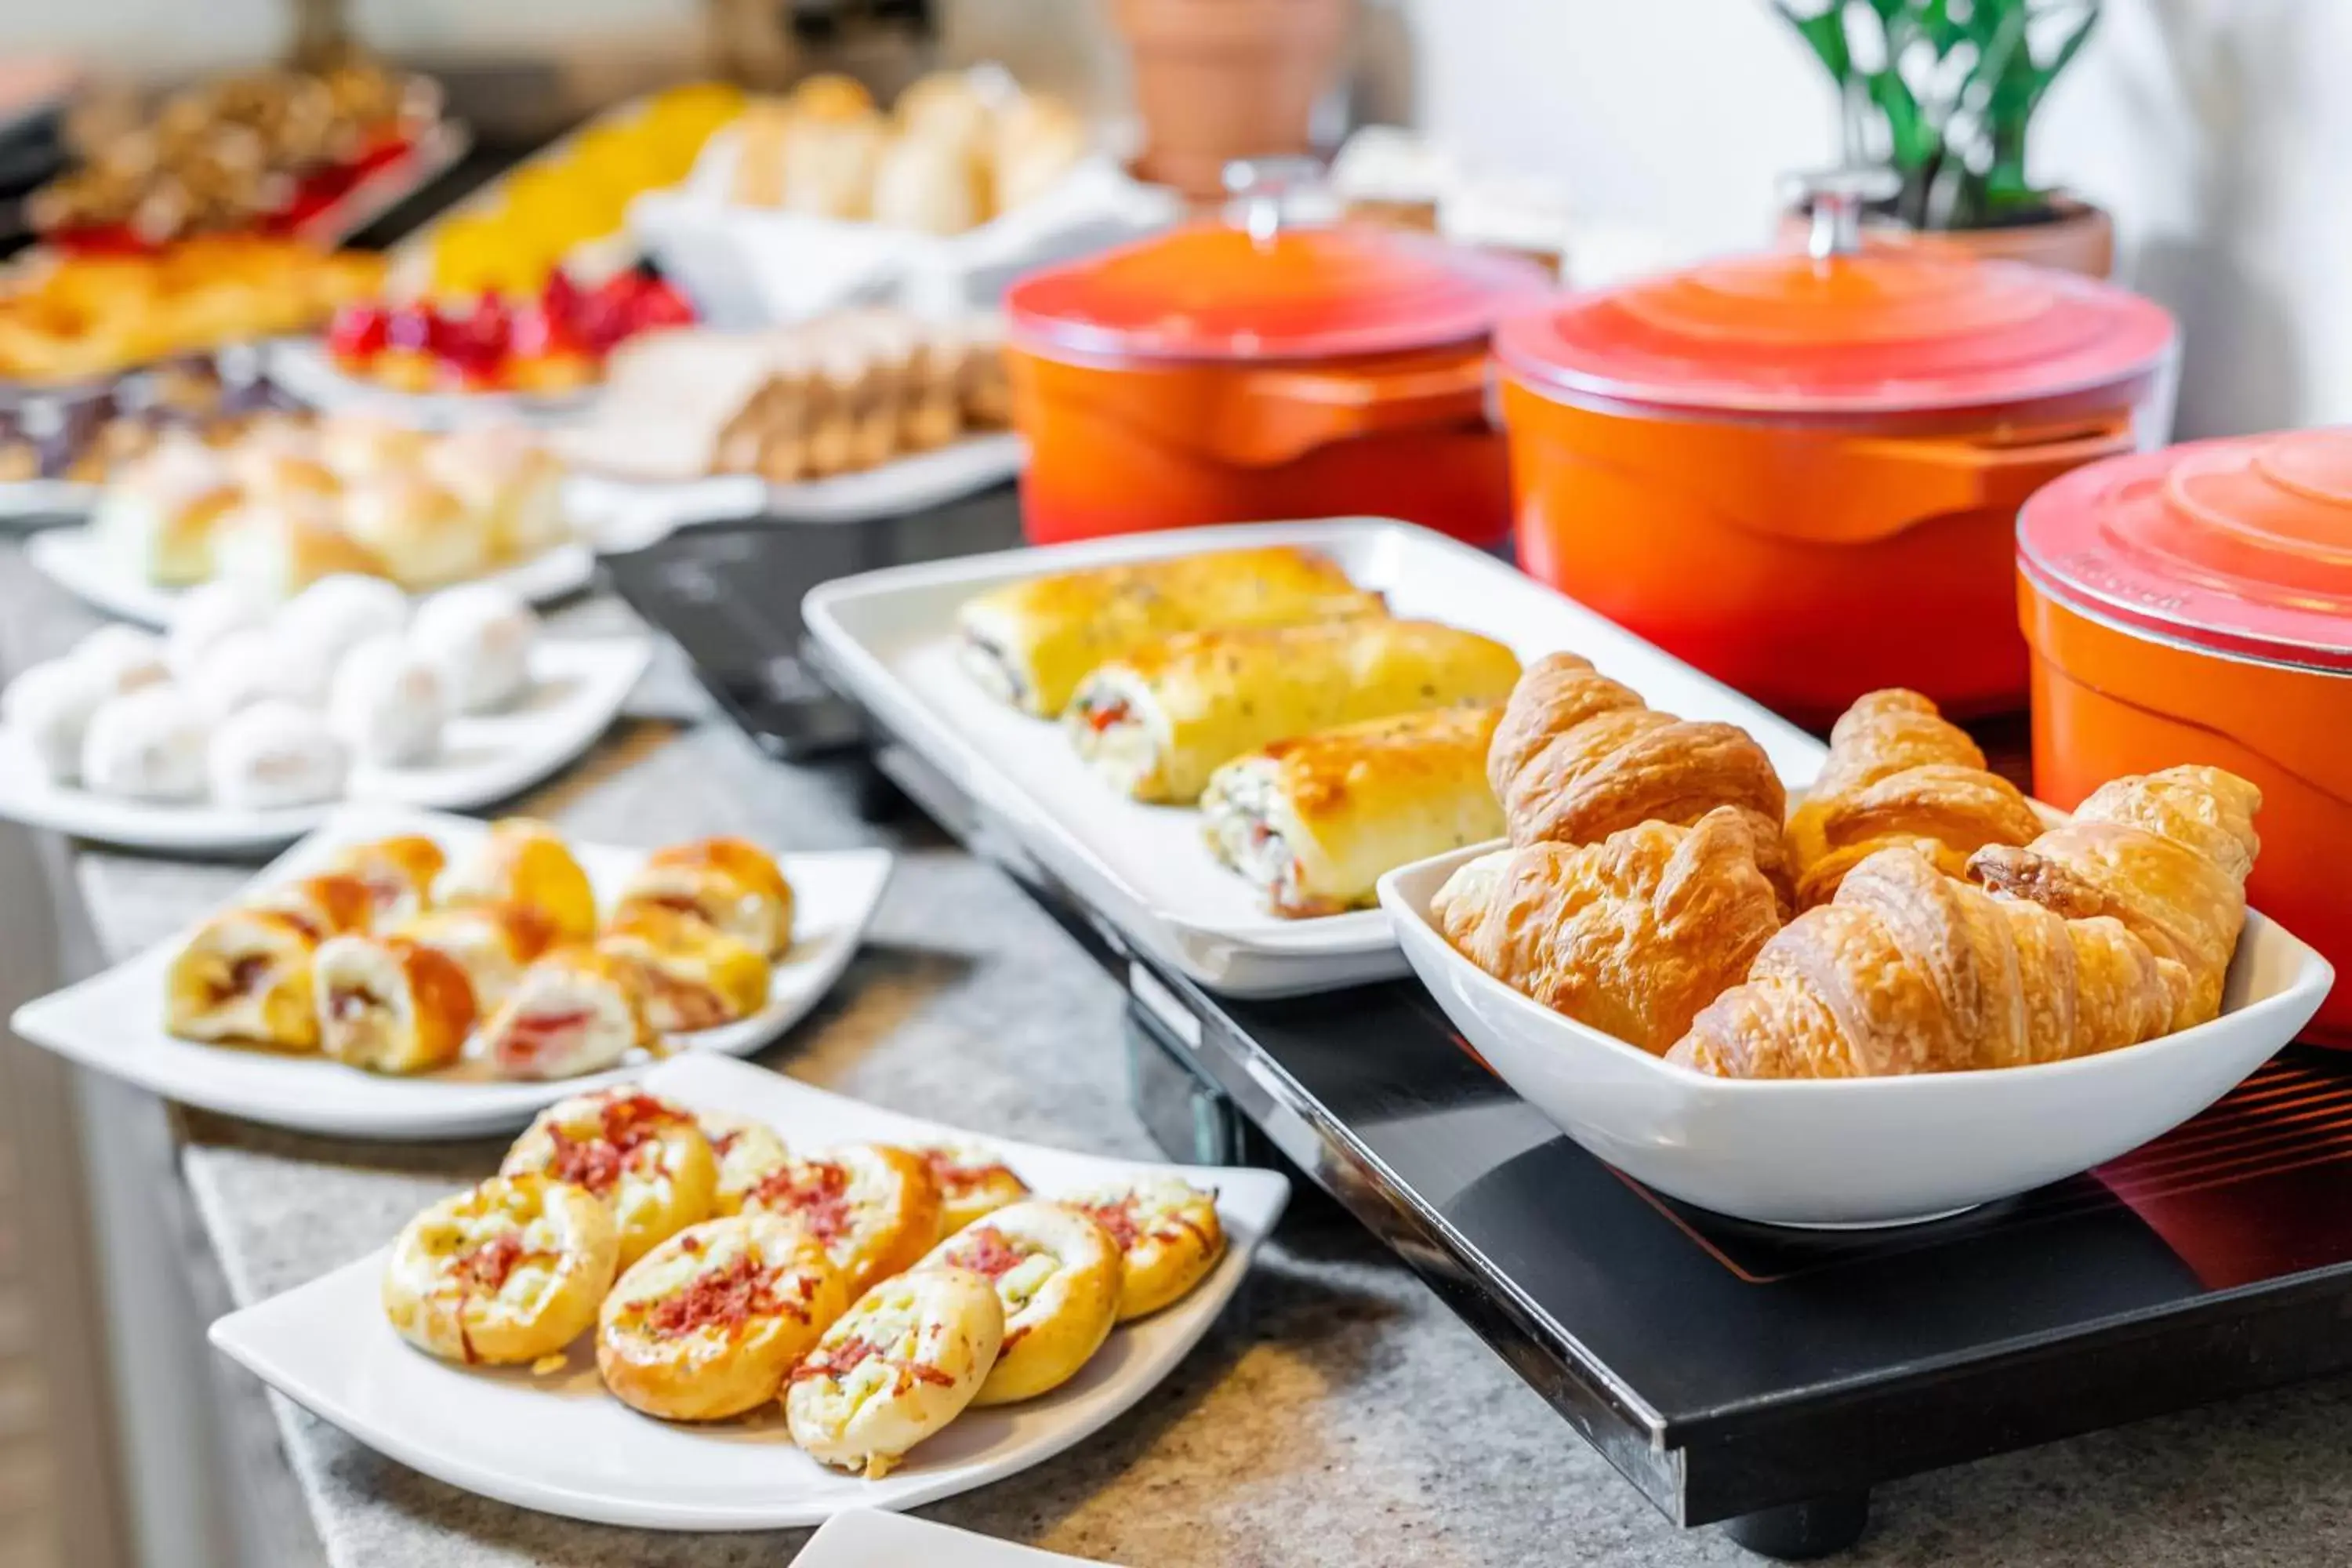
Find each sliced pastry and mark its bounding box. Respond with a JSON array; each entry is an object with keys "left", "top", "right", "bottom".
[
  {"left": 742, "top": 1143, "right": 942, "bottom": 1300},
  {"left": 612, "top": 837, "right": 793, "bottom": 959},
  {"left": 916, "top": 1200, "right": 1121, "bottom": 1406},
  {"left": 325, "top": 835, "right": 448, "bottom": 926},
  {"left": 786, "top": 1265, "right": 1006, "bottom": 1479},
  {"left": 164, "top": 908, "right": 323, "bottom": 1051},
  {"left": 3, "top": 656, "right": 114, "bottom": 785},
  {"left": 595, "top": 904, "right": 771, "bottom": 1033},
  {"left": 440, "top": 818, "right": 597, "bottom": 942},
  {"left": 79, "top": 684, "right": 209, "bottom": 802},
  {"left": 328, "top": 633, "right": 449, "bottom": 766},
  {"left": 501, "top": 1089, "right": 718, "bottom": 1268},
  {"left": 700, "top": 1113, "right": 792, "bottom": 1217},
  {"left": 477, "top": 946, "right": 656, "bottom": 1081},
  {"left": 409, "top": 583, "right": 538, "bottom": 715},
  {"left": 314, "top": 934, "right": 477, "bottom": 1075},
  {"left": 917, "top": 1144, "right": 1031, "bottom": 1240},
  {"left": 382, "top": 1173, "right": 620, "bottom": 1366},
  {"left": 397, "top": 901, "right": 557, "bottom": 1013},
  {"left": 205, "top": 699, "right": 350, "bottom": 810},
  {"left": 341, "top": 473, "right": 491, "bottom": 590},
  {"left": 94, "top": 437, "right": 239, "bottom": 585},
  {"left": 1065, "top": 1178, "right": 1225, "bottom": 1322},
  {"left": 596, "top": 1214, "right": 848, "bottom": 1421},
  {"left": 248, "top": 871, "right": 377, "bottom": 942},
  {"left": 212, "top": 499, "right": 389, "bottom": 601},
  {"left": 270, "top": 572, "right": 409, "bottom": 675}
]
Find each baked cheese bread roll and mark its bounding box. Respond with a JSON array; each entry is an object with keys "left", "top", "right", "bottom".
[
  {"left": 596, "top": 904, "right": 771, "bottom": 1033},
  {"left": 595, "top": 1214, "right": 847, "bottom": 1421},
  {"left": 612, "top": 837, "right": 793, "bottom": 959},
  {"left": 917, "top": 1144, "right": 1031, "bottom": 1240},
  {"left": 1201, "top": 706, "right": 1506, "bottom": 917},
  {"left": 382, "top": 1173, "right": 619, "bottom": 1366},
  {"left": 440, "top": 819, "right": 598, "bottom": 943},
  {"left": 502, "top": 1089, "right": 717, "bottom": 1268},
  {"left": 314, "top": 935, "right": 477, "bottom": 1075},
  {"left": 958, "top": 546, "right": 1385, "bottom": 718},
  {"left": 477, "top": 947, "right": 656, "bottom": 1081},
  {"left": 326, "top": 835, "right": 447, "bottom": 925},
  {"left": 1067, "top": 1178, "right": 1225, "bottom": 1321},
  {"left": 699, "top": 1113, "right": 791, "bottom": 1217},
  {"left": 917, "top": 1200, "right": 1120, "bottom": 1406},
  {"left": 1069, "top": 619, "right": 1522, "bottom": 804},
  {"left": 165, "top": 909, "right": 322, "bottom": 1050},
  {"left": 742, "top": 1143, "right": 941, "bottom": 1299},
  {"left": 397, "top": 902, "right": 557, "bottom": 1014},
  {"left": 248, "top": 872, "right": 378, "bottom": 942},
  {"left": 786, "top": 1265, "right": 1005, "bottom": 1478}
]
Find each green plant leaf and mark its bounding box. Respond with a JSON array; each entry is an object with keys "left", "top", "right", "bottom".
[{"left": 1774, "top": 0, "right": 1853, "bottom": 81}]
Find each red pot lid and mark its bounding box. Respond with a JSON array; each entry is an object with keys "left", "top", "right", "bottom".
[
  {"left": 1004, "top": 220, "right": 1556, "bottom": 363},
  {"left": 1497, "top": 247, "right": 2175, "bottom": 420},
  {"left": 2020, "top": 428, "right": 2352, "bottom": 673}
]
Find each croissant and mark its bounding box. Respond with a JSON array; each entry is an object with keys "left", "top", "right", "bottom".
[
  {"left": 1488, "top": 653, "right": 1791, "bottom": 906},
  {"left": 1786, "top": 689, "right": 2043, "bottom": 909},
  {"left": 1432, "top": 806, "right": 1784, "bottom": 1054},
  {"left": 1969, "top": 765, "right": 2261, "bottom": 1029},
  {"left": 1668, "top": 846, "right": 2189, "bottom": 1080}
]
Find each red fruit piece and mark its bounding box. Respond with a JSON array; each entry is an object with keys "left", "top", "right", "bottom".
[
  {"left": 327, "top": 303, "right": 390, "bottom": 363},
  {"left": 385, "top": 302, "right": 439, "bottom": 354}
]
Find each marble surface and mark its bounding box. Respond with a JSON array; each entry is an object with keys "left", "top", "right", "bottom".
[{"left": 10, "top": 543, "right": 2352, "bottom": 1567}]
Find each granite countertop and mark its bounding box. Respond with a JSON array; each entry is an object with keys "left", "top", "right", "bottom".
[{"left": 9, "top": 544, "right": 2352, "bottom": 1568}]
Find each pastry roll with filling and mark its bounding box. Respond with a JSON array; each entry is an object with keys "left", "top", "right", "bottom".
[
  {"left": 917, "top": 1144, "right": 1031, "bottom": 1240},
  {"left": 326, "top": 835, "right": 448, "bottom": 926},
  {"left": 397, "top": 901, "right": 557, "bottom": 1013},
  {"left": 477, "top": 946, "right": 657, "bottom": 1082},
  {"left": 1070, "top": 619, "right": 1523, "bottom": 804},
  {"left": 94, "top": 437, "right": 239, "bottom": 585},
  {"left": 440, "top": 818, "right": 597, "bottom": 942},
  {"left": 501, "top": 1089, "right": 718, "bottom": 1268},
  {"left": 247, "top": 872, "right": 377, "bottom": 942},
  {"left": 958, "top": 545, "right": 1385, "bottom": 719},
  {"left": 314, "top": 934, "right": 477, "bottom": 1075},
  {"left": 212, "top": 498, "right": 390, "bottom": 601},
  {"left": 381, "top": 1173, "right": 619, "bottom": 1366},
  {"left": 786, "top": 1265, "right": 1006, "bottom": 1479},
  {"left": 596, "top": 905, "right": 771, "bottom": 1033},
  {"left": 917, "top": 1200, "right": 1121, "bottom": 1406},
  {"left": 1066, "top": 1178, "right": 1227, "bottom": 1321},
  {"left": 596, "top": 1214, "right": 848, "bottom": 1422},
  {"left": 165, "top": 909, "right": 323, "bottom": 1051},
  {"left": 1202, "top": 706, "right": 1505, "bottom": 917},
  {"left": 612, "top": 837, "right": 793, "bottom": 959},
  {"left": 742, "top": 1143, "right": 941, "bottom": 1300},
  {"left": 699, "top": 1113, "right": 791, "bottom": 1217},
  {"left": 341, "top": 474, "right": 491, "bottom": 590}
]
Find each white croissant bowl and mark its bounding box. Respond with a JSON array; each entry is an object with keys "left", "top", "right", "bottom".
[{"left": 1377, "top": 841, "right": 2336, "bottom": 1229}]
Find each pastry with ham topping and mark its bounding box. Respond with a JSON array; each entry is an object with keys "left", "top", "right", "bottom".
[
  {"left": 595, "top": 1214, "right": 847, "bottom": 1421},
  {"left": 164, "top": 908, "right": 325, "bottom": 1051},
  {"left": 699, "top": 1113, "right": 790, "bottom": 1217},
  {"left": 439, "top": 818, "right": 598, "bottom": 943},
  {"left": 916, "top": 1144, "right": 1030, "bottom": 1240},
  {"left": 595, "top": 903, "right": 771, "bottom": 1033},
  {"left": 501, "top": 1089, "right": 717, "bottom": 1268},
  {"left": 477, "top": 947, "right": 656, "bottom": 1082},
  {"left": 612, "top": 837, "right": 794, "bottom": 960},
  {"left": 325, "top": 835, "right": 448, "bottom": 926},
  {"left": 741, "top": 1143, "right": 940, "bottom": 1299},
  {"left": 313, "top": 934, "right": 478, "bottom": 1075},
  {"left": 397, "top": 901, "right": 557, "bottom": 1014},
  {"left": 786, "top": 1265, "right": 1004, "bottom": 1478},
  {"left": 1065, "top": 1177, "right": 1225, "bottom": 1321},
  {"left": 914, "top": 1200, "right": 1120, "bottom": 1406},
  {"left": 382, "top": 1173, "right": 619, "bottom": 1367}
]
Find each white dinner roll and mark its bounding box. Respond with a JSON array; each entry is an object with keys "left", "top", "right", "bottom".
[
  {"left": 206, "top": 700, "right": 350, "bottom": 810},
  {"left": 408, "top": 583, "right": 538, "bottom": 715},
  {"left": 80, "top": 685, "right": 210, "bottom": 801},
  {"left": 2, "top": 657, "right": 114, "bottom": 783},
  {"left": 188, "top": 626, "right": 303, "bottom": 722},
  {"left": 328, "top": 633, "right": 448, "bottom": 766},
  {"left": 165, "top": 579, "right": 270, "bottom": 681},
  {"left": 274, "top": 573, "right": 412, "bottom": 680},
  {"left": 71, "top": 625, "right": 170, "bottom": 696}
]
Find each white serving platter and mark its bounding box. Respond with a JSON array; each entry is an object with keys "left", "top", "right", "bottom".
[
  {"left": 26, "top": 524, "right": 599, "bottom": 628},
  {"left": 795, "top": 1510, "right": 1122, "bottom": 1567},
  {"left": 0, "top": 638, "right": 651, "bottom": 853},
  {"left": 1379, "top": 841, "right": 2336, "bottom": 1228},
  {"left": 12, "top": 807, "right": 895, "bottom": 1139},
  {"left": 804, "top": 517, "right": 1827, "bottom": 998},
  {"left": 208, "top": 1051, "right": 1290, "bottom": 1528},
  {"left": 0, "top": 478, "right": 100, "bottom": 526}
]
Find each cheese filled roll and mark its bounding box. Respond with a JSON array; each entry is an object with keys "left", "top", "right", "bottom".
[
  {"left": 916, "top": 1144, "right": 1031, "bottom": 1240},
  {"left": 917, "top": 1200, "right": 1121, "bottom": 1406},
  {"left": 397, "top": 901, "right": 557, "bottom": 1014},
  {"left": 1067, "top": 1177, "right": 1226, "bottom": 1321},
  {"left": 1067, "top": 619, "right": 1521, "bottom": 804},
  {"left": 1201, "top": 706, "right": 1505, "bottom": 917},
  {"left": 439, "top": 818, "right": 598, "bottom": 943},
  {"left": 314, "top": 934, "right": 478, "bottom": 1076},
  {"left": 502, "top": 1089, "right": 718, "bottom": 1269},
  {"left": 786, "top": 1265, "right": 1005, "bottom": 1478},
  {"left": 248, "top": 872, "right": 378, "bottom": 942},
  {"left": 326, "top": 835, "right": 448, "bottom": 925},
  {"left": 597, "top": 905, "right": 771, "bottom": 1033},
  {"left": 742, "top": 1143, "right": 942, "bottom": 1300},
  {"left": 956, "top": 545, "right": 1385, "bottom": 718},
  {"left": 699, "top": 1113, "right": 791, "bottom": 1217},
  {"left": 477, "top": 947, "right": 656, "bottom": 1081},
  {"left": 165, "top": 909, "right": 322, "bottom": 1051},
  {"left": 612, "top": 837, "right": 793, "bottom": 960},
  {"left": 382, "top": 1173, "right": 620, "bottom": 1367}
]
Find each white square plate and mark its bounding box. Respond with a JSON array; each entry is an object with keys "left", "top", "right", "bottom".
[
  {"left": 11, "top": 806, "right": 894, "bottom": 1139},
  {"left": 805, "top": 518, "right": 1828, "bottom": 998},
  {"left": 794, "top": 1510, "right": 1122, "bottom": 1566},
  {"left": 0, "top": 637, "right": 652, "bottom": 853},
  {"left": 208, "top": 1052, "right": 1291, "bottom": 1530}
]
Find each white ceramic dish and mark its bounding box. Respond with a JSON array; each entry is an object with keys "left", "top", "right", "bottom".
[
  {"left": 26, "top": 524, "right": 598, "bottom": 629},
  {"left": 261, "top": 336, "right": 600, "bottom": 430},
  {"left": 795, "top": 1510, "right": 1120, "bottom": 1566},
  {"left": 207, "top": 1051, "right": 1290, "bottom": 1527},
  {"left": 0, "top": 637, "right": 651, "bottom": 853},
  {"left": 804, "top": 518, "right": 1826, "bottom": 998},
  {"left": 1378, "top": 842, "right": 2336, "bottom": 1228},
  {"left": 11, "top": 807, "right": 894, "bottom": 1139},
  {"left": 0, "top": 479, "right": 99, "bottom": 526}
]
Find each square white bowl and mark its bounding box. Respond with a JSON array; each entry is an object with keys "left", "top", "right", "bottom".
[
  {"left": 1378, "top": 841, "right": 2336, "bottom": 1228},
  {"left": 794, "top": 1509, "right": 1122, "bottom": 1566},
  {"left": 11, "top": 805, "right": 894, "bottom": 1139},
  {"left": 209, "top": 1051, "right": 1290, "bottom": 1532}
]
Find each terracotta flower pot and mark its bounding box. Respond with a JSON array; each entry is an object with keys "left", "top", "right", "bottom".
[
  {"left": 1776, "top": 193, "right": 2117, "bottom": 278},
  {"left": 1112, "top": 0, "right": 1355, "bottom": 201}
]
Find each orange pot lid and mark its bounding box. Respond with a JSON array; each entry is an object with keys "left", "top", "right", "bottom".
[
  {"left": 2020, "top": 429, "right": 2352, "bottom": 673},
  {"left": 1497, "top": 248, "right": 2174, "bottom": 420},
  {"left": 1005, "top": 220, "right": 1556, "bottom": 363}
]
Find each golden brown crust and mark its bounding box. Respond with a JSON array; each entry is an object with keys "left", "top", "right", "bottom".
[
  {"left": 441, "top": 819, "right": 599, "bottom": 943},
  {"left": 328, "top": 834, "right": 448, "bottom": 921},
  {"left": 1434, "top": 807, "right": 1785, "bottom": 1054},
  {"left": 251, "top": 873, "right": 379, "bottom": 942},
  {"left": 315, "top": 935, "right": 477, "bottom": 1075},
  {"left": 164, "top": 907, "right": 321, "bottom": 1050}
]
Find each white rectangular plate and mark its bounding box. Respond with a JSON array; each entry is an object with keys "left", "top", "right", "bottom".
[
  {"left": 795, "top": 1509, "right": 1123, "bottom": 1566},
  {"left": 208, "top": 1052, "right": 1290, "bottom": 1530},
  {"left": 805, "top": 518, "right": 1828, "bottom": 998},
  {"left": 26, "top": 524, "right": 598, "bottom": 627},
  {"left": 0, "top": 637, "right": 652, "bottom": 853},
  {"left": 12, "top": 806, "right": 894, "bottom": 1139}
]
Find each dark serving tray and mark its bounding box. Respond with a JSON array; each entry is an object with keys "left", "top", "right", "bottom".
[{"left": 606, "top": 504, "right": 2352, "bottom": 1559}]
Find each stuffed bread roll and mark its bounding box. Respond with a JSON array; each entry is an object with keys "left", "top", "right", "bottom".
[
  {"left": 1069, "top": 619, "right": 1523, "bottom": 804},
  {"left": 597, "top": 904, "right": 772, "bottom": 1033},
  {"left": 440, "top": 818, "right": 598, "bottom": 943},
  {"left": 612, "top": 837, "right": 793, "bottom": 959},
  {"left": 165, "top": 909, "right": 322, "bottom": 1051},
  {"left": 1201, "top": 706, "right": 1503, "bottom": 917},
  {"left": 957, "top": 546, "right": 1385, "bottom": 718},
  {"left": 326, "top": 836, "right": 448, "bottom": 925},
  {"left": 248, "top": 873, "right": 378, "bottom": 942},
  {"left": 314, "top": 934, "right": 479, "bottom": 1075},
  {"left": 397, "top": 902, "right": 558, "bottom": 1014},
  {"left": 478, "top": 947, "right": 657, "bottom": 1081}
]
